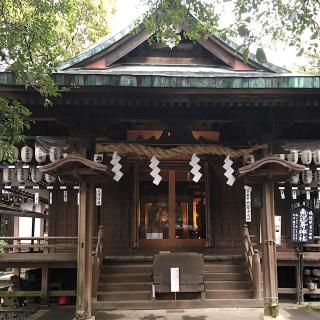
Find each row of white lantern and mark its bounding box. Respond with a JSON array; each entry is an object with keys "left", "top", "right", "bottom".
[
  {"left": 290, "top": 170, "right": 320, "bottom": 185},
  {"left": 0, "top": 146, "right": 63, "bottom": 163},
  {"left": 279, "top": 149, "right": 320, "bottom": 165},
  {"left": 2, "top": 168, "right": 56, "bottom": 184}
]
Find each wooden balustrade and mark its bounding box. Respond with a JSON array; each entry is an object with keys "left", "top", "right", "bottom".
[
  {"left": 92, "top": 225, "right": 104, "bottom": 299},
  {"left": 243, "top": 224, "right": 261, "bottom": 299}
]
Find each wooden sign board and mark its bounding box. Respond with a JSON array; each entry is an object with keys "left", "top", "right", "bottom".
[{"left": 291, "top": 206, "right": 314, "bottom": 243}]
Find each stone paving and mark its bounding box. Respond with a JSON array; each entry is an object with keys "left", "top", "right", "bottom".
[{"left": 26, "top": 303, "right": 320, "bottom": 320}]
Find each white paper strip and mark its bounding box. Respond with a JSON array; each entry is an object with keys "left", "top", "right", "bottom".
[
  {"left": 170, "top": 267, "right": 179, "bottom": 293},
  {"left": 63, "top": 190, "right": 68, "bottom": 203},
  {"left": 275, "top": 216, "right": 281, "bottom": 245},
  {"left": 244, "top": 185, "right": 252, "bottom": 222},
  {"left": 96, "top": 188, "right": 102, "bottom": 206},
  {"left": 34, "top": 192, "right": 39, "bottom": 205}
]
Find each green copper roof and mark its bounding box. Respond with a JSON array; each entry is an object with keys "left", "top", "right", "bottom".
[{"left": 1, "top": 71, "right": 319, "bottom": 89}]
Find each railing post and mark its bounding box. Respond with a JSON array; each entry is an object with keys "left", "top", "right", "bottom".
[
  {"left": 243, "top": 223, "right": 249, "bottom": 240},
  {"left": 252, "top": 249, "right": 261, "bottom": 299}
]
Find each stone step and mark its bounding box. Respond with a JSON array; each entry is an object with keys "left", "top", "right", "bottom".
[
  {"left": 205, "top": 280, "right": 251, "bottom": 290},
  {"left": 97, "top": 291, "right": 151, "bottom": 301},
  {"left": 93, "top": 299, "right": 263, "bottom": 310}
]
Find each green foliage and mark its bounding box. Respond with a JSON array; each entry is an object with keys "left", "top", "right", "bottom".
[
  {"left": 0, "top": 0, "right": 115, "bottom": 158},
  {"left": 0, "top": 97, "right": 30, "bottom": 162},
  {"left": 139, "top": 0, "right": 220, "bottom": 47},
  {"left": 141, "top": 0, "right": 320, "bottom": 67}
]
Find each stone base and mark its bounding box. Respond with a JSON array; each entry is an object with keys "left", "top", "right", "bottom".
[{"left": 260, "top": 314, "right": 284, "bottom": 320}]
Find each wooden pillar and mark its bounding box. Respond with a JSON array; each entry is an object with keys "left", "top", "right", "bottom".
[
  {"left": 41, "top": 265, "right": 49, "bottom": 305},
  {"left": 168, "top": 170, "right": 176, "bottom": 240},
  {"left": 261, "top": 181, "right": 279, "bottom": 318},
  {"left": 75, "top": 182, "right": 94, "bottom": 320}
]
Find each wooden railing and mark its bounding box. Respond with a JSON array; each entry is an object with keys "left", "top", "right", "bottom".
[
  {"left": 0, "top": 236, "right": 78, "bottom": 253},
  {"left": 243, "top": 224, "right": 261, "bottom": 299},
  {"left": 92, "top": 225, "right": 104, "bottom": 299}
]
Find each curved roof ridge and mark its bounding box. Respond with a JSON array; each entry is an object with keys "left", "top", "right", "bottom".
[{"left": 58, "top": 16, "right": 289, "bottom": 74}]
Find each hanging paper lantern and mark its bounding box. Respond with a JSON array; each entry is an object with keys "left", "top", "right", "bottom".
[
  {"left": 49, "top": 147, "right": 62, "bottom": 162},
  {"left": 31, "top": 168, "right": 42, "bottom": 183},
  {"left": 3, "top": 169, "right": 12, "bottom": 183},
  {"left": 16, "top": 168, "right": 28, "bottom": 183},
  {"left": 21, "top": 146, "right": 33, "bottom": 163},
  {"left": 45, "top": 174, "right": 56, "bottom": 184},
  {"left": 35, "top": 146, "right": 47, "bottom": 163},
  {"left": 287, "top": 150, "right": 299, "bottom": 164},
  {"left": 301, "top": 149, "right": 312, "bottom": 165},
  {"left": 290, "top": 173, "right": 300, "bottom": 185},
  {"left": 313, "top": 150, "right": 320, "bottom": 166},
  {"left": 302, "top": 170, "right": 313, "bottom": 185},
  {"left": 314, "top": 171, "right": 320, "bottom": 185}
]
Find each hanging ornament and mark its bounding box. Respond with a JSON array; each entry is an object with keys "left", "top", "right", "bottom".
[
  {"left": 94, "top": 154, "right": 104, "bottom": 164},
  {"left": 149, "top": 156, "right": 162, "bottom": 185},
  {"left": 243, "top": 155, "right": 255, "bottom": 165},
  {"left": 287, "top": 149, "right": 298, "bottom": 164},
  {"left": 49, "top": 147, "right": 62, "bottom": 162},
  {"left": 290, "top": 173, "right": 300, "bottom": 185},
  {"left": 305, "top": 187, "right": 311, "bottom": 200},
  {"left": 302, "top": 170, "right": 313, "bottom": 185},
  {"left": 189, "top": 153, "right": 202, "bottom": 183},
  {"left": 301, "top": 149, "right": 312, "bottom": 165},
  {"left": 45, "top": 174, "right": 56, "bottom": 184},
  {"left": 35, "top": 146, "right": 47, "bottom": 163},
  {"left": 16, "top": 168, "right": 28, "bottom": 183},
  {"left": 313, "top": 150, "right": 320, "bottom": 166},
  {"left": 314, "top": 171, "right": 320, "bottom": 185},
  {"left": 291, "top": 187, "right": 298, "bottom": 200},
  {"left": 3, "top": 168, "right": 12, "bottom": 183},
  {"left": 279, "top": 187, "right": 285, "bottom": 199},
  {"left": 110, "top": 152, "right": 123, "bottom": 182},
  {"left": 21, "top": 146, "right": 33, "bottom": 163},
  {"left": 31, "top": 168, "right": 42, "bottom": 183},
  {"left": 223, "top": 155, "right": 236, "bottom": 186}
]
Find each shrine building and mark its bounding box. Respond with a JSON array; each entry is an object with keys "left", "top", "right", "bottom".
[{"left": 1, "top": 19, "right": 320, "bottom": 319}]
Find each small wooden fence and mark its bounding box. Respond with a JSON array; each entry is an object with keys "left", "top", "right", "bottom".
[{"left": 0, "top": 226, "right": 104, "bottom": 304}]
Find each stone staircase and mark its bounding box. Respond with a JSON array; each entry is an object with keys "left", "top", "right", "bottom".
[{"left": 93, "top": 255, "right": 262, "bottom": 310}]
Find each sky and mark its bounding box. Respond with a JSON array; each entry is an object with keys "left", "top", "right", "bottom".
[{"left": 110, "top": 0, "right": 305, "bottom": 71}]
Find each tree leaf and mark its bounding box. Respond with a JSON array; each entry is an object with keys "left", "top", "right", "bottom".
[
  {"left": 243, "top": 47, "right": 250, "bottom": 64},
  {"left": 256, "top": 48, "right": 267, "bottom": 63}
]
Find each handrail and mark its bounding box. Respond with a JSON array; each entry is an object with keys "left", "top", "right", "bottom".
[
  {"left": 243, "top": 223, "right": 261, "bottom": 299},
  {"left": 92, "top": 225, "right": 104, "bottom": 299}
]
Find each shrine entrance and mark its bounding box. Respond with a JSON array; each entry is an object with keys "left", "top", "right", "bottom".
[{"left": 137, "top": 162, "right": 208, "bottom": 249}]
